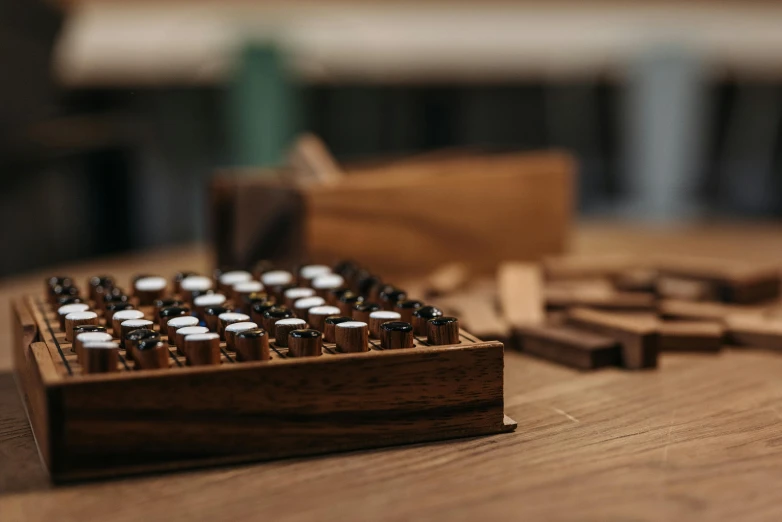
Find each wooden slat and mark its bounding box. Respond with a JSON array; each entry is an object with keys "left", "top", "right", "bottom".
[
  {"left": 565, "top": 307, "right": 659, "bottom": 370},
  {"left": 518, "top": 324, "right": 620, "bottom": 370},
  {"left": 498, "top": 262, "right": 544, "bottom": 329}
]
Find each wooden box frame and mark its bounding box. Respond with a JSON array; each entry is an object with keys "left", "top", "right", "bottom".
[{"left": 13, "top": 296, "right": 515, "bottom": 482}]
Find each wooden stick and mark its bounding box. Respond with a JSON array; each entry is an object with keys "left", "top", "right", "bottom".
[
  {"left": 498, "top": 262, "right": 544, "bottom": 329},
  {"left": 518, "top": 324, "right": 620, "bottom": 370},
  {"left": 565, "top": 307, "right": 659, "bottom": 369},
  {"left": 659, "top": 321, "right": 723, "bottom": 352}
]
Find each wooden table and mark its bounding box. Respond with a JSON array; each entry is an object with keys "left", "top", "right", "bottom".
[{"left": 4, "top": 223, "right": 782, "bottom": 520}]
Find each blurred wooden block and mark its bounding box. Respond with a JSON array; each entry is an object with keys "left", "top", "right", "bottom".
[
  {"left": 656, "top": 276, "right": 717, "bottom": 301},
  {"left": 724, "top": 315, "right": 782, "bottom": 350},
  {"left": 212, "top": 150, "right": 575, "bottom": 278},
  {"left": 287, "top": 133, "right": 344, "bottom": 185},
  {"left": 545, "top": 291, "right": 656, "bottom": 311},
  {"left": 425, "top": 263, "right": 469, "bottom": 297},
  {"left": 566, "top": 307, "right": 659, "bottom": 369},
  {"left": 659, "top": 321, "right": 723, "bottom": 352},
  {"left": 498, "top": 262, "right": 544, "bottom": 328},
  {"left": 658, "top": 299, "right": 767, "bottom": 322},
  {"left": 613, "top": 268, "right": 658, "bottom": 293},
  {"left": 438, "top": 294, "right": 511, "bottom": 345},
  {"left": 518, "top": 324, "right": 620, "bottom": 370},
  {"left": 654, "top": 256, "right": 781, "bottom": 304},
  {"left": 543, "top": 255, "right": 638, "bottom": 281}
]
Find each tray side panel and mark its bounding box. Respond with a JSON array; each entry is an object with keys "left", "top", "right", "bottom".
[
  {"left": 56, "top": 343, "right": 506, "bottom": 479},
  {"left": 12, "top": 299, "right": 54, "bottom": 470}
]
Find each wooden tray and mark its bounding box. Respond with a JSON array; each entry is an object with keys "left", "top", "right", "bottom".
[{"left": 13, "top": 294, "right": 515, "bottom": 482}]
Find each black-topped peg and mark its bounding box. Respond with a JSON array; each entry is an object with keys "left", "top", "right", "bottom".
[
  {"left": 133, "top": 339, "right": 170, "bottom": 370},
  {"left": 56, "top": 295, "right": 84, "bottom": 307},
  {"left": 105, "top": 301, "right": 133, "bottom": 325},
  {"left": 380, "top": 321, "right": 415, "bottom": 349},
  {"left": 337, "top": 291, "right": 364, "bottom": 316},
  {"left": 412, "top": 306, "right": 443, "bottom": 336},
  {"left": 154, "top": 299, "right": 186, "bottom": 325},
  {"left": 427, "top": 316, "right": 460, "bottom": 345},
  {"left": 324, "top": 315, "right": 352, "bottom": 343},
  {"left": 379, "top": 287, "right": 407, "bottom": 311},
  {"left": 203, "top": 305, "right": 230, "bottom": 332},
  {"left": 88, "top": 275, "right": 115, "bottom": 302},
  {"left": 352, "top": 302, "right": 381, "bottom": 323},
  {"left": 287, "top": 329, "right": 323, "bottom": 358},
  {"left": 234, "top": 328, "right": 270, "bottom": 362},
  {"left": 395, "top": 300, "right": 424, "bottom": 323},
  {"left": 125, "top": 328, "right": 160, "bottom": 361},
  {"left": 250, "top": 299, "right": 277, "bottom": 325}
]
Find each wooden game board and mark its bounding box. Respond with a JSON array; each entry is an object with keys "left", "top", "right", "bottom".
[{"left": 13, "top": 279, "right": 515, "bottom": 483}]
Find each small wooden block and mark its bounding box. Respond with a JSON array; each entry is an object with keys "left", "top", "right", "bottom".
[
  {"left": 613, "top": 268, "right": 658, "bottom": 293},
  {"left": 543, "top": 255, "right": 638, "bottom": 280},
  {"left": 287, "top": 133, "right": 344, "bottom": 185},
  {"left": 498, "top": 262, "right": 544, "bottom": 328},
  {"left": 658, "top": 299, "right": 767, "bottom": 322},
  {"left": 545, "top": 291, "right": 656, "bottom": 311},
  {"left": 656, "top": 276, "right": 717, "bottom": 302},
  {"left": 654, "top": 256, "right": 781, "bottom": 304},
  {"left": 659, "top": 321, "right": 724, "bottom": 352},
  {"left": 565, "top": 307, "right": 659, "bottom": 370},
  {"left": 424, "top": 262, "right": 469, "bottom": 297},
  {"left": 518, "top": 324, "right": 620, "bottom": 370},
  {"left": 724, "top": 314, "right": 782, "bottom": 350}
]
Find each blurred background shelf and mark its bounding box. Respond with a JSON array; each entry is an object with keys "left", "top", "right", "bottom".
[{"left": 5, "top": 1, "right": 782, "bottom": 275}]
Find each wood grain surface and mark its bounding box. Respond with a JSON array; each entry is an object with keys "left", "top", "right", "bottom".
[{"left": 6, "top": 224, "right": 782, "bottom": 520}]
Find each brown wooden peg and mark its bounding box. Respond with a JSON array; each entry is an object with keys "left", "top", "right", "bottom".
[
  {"left": 324, "top": 316, "right": 352, "bottom": 343},
  {"left": 274, "top": 318, "right": 307, "bottom": 347},
  {"left": 380, "top": 321, "right": 415, "bottom": 350},
  {"left": 287, "top": 329, "right": 323, "bottom": 357},
  {"left": 218, "top": 312, "right": 250, "bottom": 340},
  {"left": 193, "top": 293, "right": 227, "bottom": 321},
  {"left": 179, "top": 275, "right": 214, "bottom": 304},
  {"left": 335, "top": 321, "right": 369, "bottom": 353},
  {"left": 293, "top": 297, "right": 326, "bottom": 322},
  {"left": 412, "top": 306, "right": 443, "bottom": 336},
  {"left": 165, "top": 315, "right": 199, "bottom": 346},
  {"left": 427, "top": 316, "right": 460, "bottom": 345},
  {"left": 133, "top": 276, "right": 168, "bottom": 306},
  {"left": 58, "top": 303, "right": 89, "bottom": 330},
  {"left": 369, "top": 311, "right": 401, "bottom": 339},
  {"left": 70, "top": 324, "right": 107, "bottom": 354},
  {"left": 352, "top": 302, "right": 380, "bottom": 323},
  {"left": 65, "top": 311, "right": 99, "bottom": 342},
  {"left": 232, "top": 281, "right": 264, "bottom": 313},
  {"left": 312, "top": 274, "right": 346, "bottom": 299},
  {"left": 307, "top": 305, "right": 341, "bottom": 332},
  {"left": 81, "top": 341, "right": 120, "bottom": 374},
  {"left": 261, "top": 306, "right": 294, "bottom": 334},
  {"left": 284, "top": 287, "right": 315, "bottom": 309},
  {"left": 224, "top": 321, "right": 258, "bottom": 351},
  {"left": 154, "top": 298, "right": 185, "bottom": 325},
  {"left": 184, "top": 332, "right": 221, "bottom": 366},
  {"left": 119, "top": 320, "right": 154, "bottom": 360},
  {"left": 234, "top": 328, "right": 270, "bottom": 362},
  {"left": 175, "top": 325, "right": 209, "bottom": 356},
  {"left": 124, "top": 328, "right": 159, "bottom": 356},
  {"left": 133, "top": 339, "right": 170, "bottom": 370},
  {"left": 111, "top": 309, "right": 144, "bottom": 337},
  {"left": 394, "top": 300, "right": 423, "bottom": 323},
  {"left": 74, "top": 331, "right": 113, "bottom": 365}
]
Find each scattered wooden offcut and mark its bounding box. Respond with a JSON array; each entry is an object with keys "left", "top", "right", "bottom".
[{"left": 423, "top": 254, "right": 782, "bottom": 371}]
